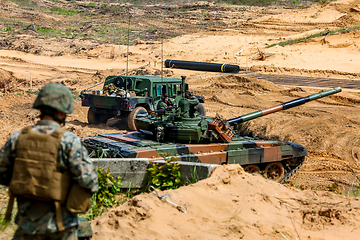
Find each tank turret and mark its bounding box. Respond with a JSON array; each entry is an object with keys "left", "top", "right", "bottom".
[{"left": 134, "top": 87, "right": 342, "bottom": 143}]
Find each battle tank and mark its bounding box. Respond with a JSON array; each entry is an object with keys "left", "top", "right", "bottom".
[{"left": 82, "top": 79, "right": 341, "bottom": 182}]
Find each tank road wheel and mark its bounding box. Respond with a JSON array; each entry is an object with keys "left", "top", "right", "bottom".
[
  {"left": 244, "top": 165, "right": 260, "bottom": 174},
  {"left": 265, "top": 162, "right": 284, "bottom": 182},
  {"left": 197, "top": 103, "right": 206, "bottom": 116},
  {"left": 87, "top": 107, "right": 109, "bottom": 125},
  {"left": 128, "top": 106, "right": 147, "bottom": 131}
]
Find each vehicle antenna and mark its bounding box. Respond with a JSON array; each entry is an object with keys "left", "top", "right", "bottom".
[
  {"left": 161, "top": 36, "right": 163, "bottom": 83},
  {"left": 126, "top": 14, "right": 131, "bottom": 77}
]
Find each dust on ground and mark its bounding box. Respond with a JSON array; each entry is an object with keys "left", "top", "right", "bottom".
[{"left": 1, "top": 0, "right": 360, "bottom": 239}]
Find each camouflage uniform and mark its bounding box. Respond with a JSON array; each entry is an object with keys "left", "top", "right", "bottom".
[
  {"left": 103, "top": 83, "right": 126, "bottom": 97},
  {"left": 0, "top": 83, "right": 98, "bottom": 240},
  {"left": 178, "top": 97, "right": 199, "bottom": 118},
  {"left": 157, "top": 94, "right": 174, "bottom": 110},
  {"left": 156, "top": 100, "right": 169, "bottom": 110},
  {"left": 103, "top": 83, "right": 116, "bottom": 96}
]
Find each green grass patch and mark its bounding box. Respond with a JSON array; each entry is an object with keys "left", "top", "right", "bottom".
[
  {"left": 266, "top": 25, "right": 360, "bottom": 48},
  {"left": 92, "top": 25, "right": 139, "bottom": 45},
  {"left": 327, "top": 179, "right": 360, "bottom": 197},
  {"left": 37, "top": 27, "right": 56, "bottom": 33},
  {"left": 36, "top": 26, "right": 82, "bottom": 38},
  {"left": 37, "top": 27, "right": 63, "bottom": 38},
  {"left": 0, "top": 19, "right": 26, "bottom": 26},
  {"left": 6, "top": 0, "right": 39, "bottom": 8},
  {"left": 0, "top": 19, "right": 27, "bottom": 33},
  {"left": 85, "top": 167, "right": 122, "bottom": 220},
  {"left": 49, "top": 7, "right": 82, "bottom": 16}
]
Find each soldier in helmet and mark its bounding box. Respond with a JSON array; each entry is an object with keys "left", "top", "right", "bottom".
[
  {"left": 179, "top": 91, "right": 200, "bottom": 118},
  {"left": 0, "top": 83, "right": 99, "bottom": 240},
  {"left": 156, "top": 93, "right": 175, "bottom": 110}
]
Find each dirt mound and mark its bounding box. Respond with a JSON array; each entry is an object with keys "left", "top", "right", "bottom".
[
  {"left": 199, "top": 75, "right": 284, "bottom": 111},
  {"left": 0, "top": 68, "right": 27, "bottom": 92},
  {"left": 0, "top": 68, "right": 12, "bottom": 83},
  {"left": 92, "top": 165, "right": 360, "bottom": 240},
  {"left": 0, "top": 34, "right": 106, "bottom": 57},
  {"left": 210, "top": 75, "right": 280, "bottom": 91},
  {"left": 336, "top": 14, "right": 360, "bottom": 26},
  {"left": 250, "top": 65, "right": 360, "bottom": 78},
  {"left": 333, "top": 0, "right": 360, "bottom": 26}
]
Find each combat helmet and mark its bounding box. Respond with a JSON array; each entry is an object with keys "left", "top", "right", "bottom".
[
  {"left": 162, "top": 93, "right": 169, "bottom": 100},
  {"left": 33, "top": 83, "right": 74, "bottom": 114}
]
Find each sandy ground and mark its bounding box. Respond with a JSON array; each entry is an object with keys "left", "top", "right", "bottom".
[
  {"left": 1, "top": 0, "right": 360, "bottom": 239},
  {"left": 93, "top": 165, "right": 360, "bottom": 240}
]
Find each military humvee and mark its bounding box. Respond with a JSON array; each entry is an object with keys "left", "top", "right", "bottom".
[{"left": 80, "top": 75, "right": 205, "bottom": 130}]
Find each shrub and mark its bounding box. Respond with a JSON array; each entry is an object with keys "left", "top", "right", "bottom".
[
  {"left": 87, "top": 167, "right": 122, "bottom": 219},
  {"left": 148, "top": 155, "right": 182, "bottom": 190}
]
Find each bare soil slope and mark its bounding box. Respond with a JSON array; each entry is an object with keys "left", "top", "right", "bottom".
[{"left": 92, "top": 165, "right": 360, "bottom": 240}]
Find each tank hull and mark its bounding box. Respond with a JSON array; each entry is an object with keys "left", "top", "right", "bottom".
[{"left": 82, "top": 132, "right": 307, "bottom": 182}]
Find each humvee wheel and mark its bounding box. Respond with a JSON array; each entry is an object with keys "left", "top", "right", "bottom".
[
  {"left": 87, "top": 107, "right": 110, "bottom": 125},
  {"left": 197, "top": 103, "right": 206, "bottom": 116},
  {"left": 265, "top": 162, "right": 284, "bottom": 182},
  {"left": 244, "top": 165, "right": 260, "bottom": 174},
  {"left": 128, "top": 106, "right": 147, "bottom": 131}
]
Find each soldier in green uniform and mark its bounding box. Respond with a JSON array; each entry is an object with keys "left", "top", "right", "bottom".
[
  {"left": 156, "top": 93, "right": 174, "bottom": 110},
  {"left": 0, "top": 83, "right": 99, "bottom": 240},
  {"left": 178, "top": 91, "right": 200, "bottom": 118}
]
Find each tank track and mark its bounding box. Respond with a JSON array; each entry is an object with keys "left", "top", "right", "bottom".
[
  {"left": 82, "top": 137, "right": 306, "bottom": 185},
  {"left": 82, "top": 138, "right": 127, "bottom": 158},
  {"left": 279, "top": 157, "right": 305, "bottom": 184}
]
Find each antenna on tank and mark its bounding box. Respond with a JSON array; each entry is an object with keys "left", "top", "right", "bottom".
[
  {"left": 161, "top": 36, "right": 164, "bottom": 83},
  {"left": 126, "top": 14, "right": 131, "bottom": 77}
]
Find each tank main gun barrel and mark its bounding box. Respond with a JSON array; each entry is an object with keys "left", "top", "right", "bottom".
[{"left": 227, "top": 87, "right": 342, "bottom": 125}]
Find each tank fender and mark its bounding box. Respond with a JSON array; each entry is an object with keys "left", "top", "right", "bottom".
[{"left": 286, "top": 142, "right": 308, "bottom": 158}]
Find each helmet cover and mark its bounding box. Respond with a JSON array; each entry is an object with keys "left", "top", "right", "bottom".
[{"left": 33, "top": 83, "right": 74, "bottom": 114}]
